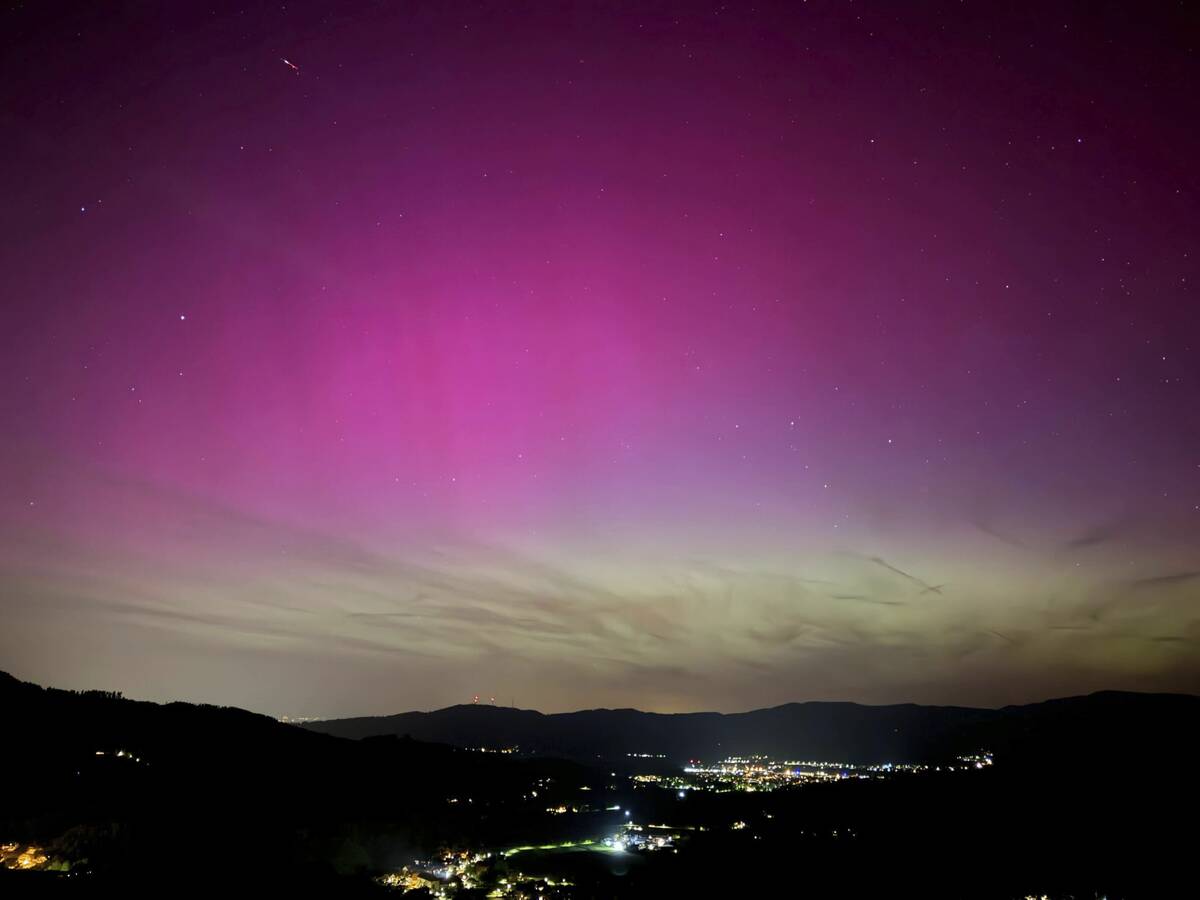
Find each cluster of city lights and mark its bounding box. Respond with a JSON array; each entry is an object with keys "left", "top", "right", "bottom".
[
  {"left": 376, "top": 749, "right": 994, "bottom": 895},
  {"left": 601, "top": 822, "right": 677, "bottom": 852},
  {"left": 632, "top": 751, "right": 994, "bottom": 794},
  {"left": 1, "top": 842, "right": 49, "bottom": 871},
  {"left": 94, "top": 749, "right": 148, "bottom": 765}
]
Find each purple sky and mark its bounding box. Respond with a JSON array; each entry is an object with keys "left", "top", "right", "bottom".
[{"left": 2, "top": 1, "right": 1198, "bottom": 716}]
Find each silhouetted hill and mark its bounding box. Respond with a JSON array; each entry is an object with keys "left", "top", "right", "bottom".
[
  {"left": 0, "top": 672, "right": 593, "bottom": 889},
  {"left": 304, "top": 690, "right": 1200, "bottom": 766},
  {"left": 4, "top": 672, "right": 1198, "bottom": 897}
]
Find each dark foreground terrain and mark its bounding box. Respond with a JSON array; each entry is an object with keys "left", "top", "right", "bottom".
[{"left": 2, "top": 671, "right": 1196, "bottom": 898}]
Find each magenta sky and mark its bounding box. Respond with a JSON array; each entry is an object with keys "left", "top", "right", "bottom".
[{"left": 2, "top": 2, "right": 1198, "bottom": 716}]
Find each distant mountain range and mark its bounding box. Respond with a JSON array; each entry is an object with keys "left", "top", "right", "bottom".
[
  {"left": 303, "top": 689, "right": 1200, "bottom": 765},
  {"left": 5, "top": 670, "right": 1197, "bottom": 895}
]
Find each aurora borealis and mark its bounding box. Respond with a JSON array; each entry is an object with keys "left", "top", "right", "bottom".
[{"left": 1, "top": 1, "right": 1197, "bottom": 717}]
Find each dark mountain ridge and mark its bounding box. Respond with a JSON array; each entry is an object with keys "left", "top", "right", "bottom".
[
  {"left": 304, "top": 689, "right": 1200, "bottom": 765},
  {"left": 5, "top": 672, "right": 1198, "bottom": 896},
  {"left": 0, "top": 671, "right": 595, "bottom": 888}
]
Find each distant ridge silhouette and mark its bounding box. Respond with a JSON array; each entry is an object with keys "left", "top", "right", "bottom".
[{"left": 303, "top": 688, "right": 1200, "bottom": 765}]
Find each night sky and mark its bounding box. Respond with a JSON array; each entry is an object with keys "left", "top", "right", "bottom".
[{"left": 2, "top": 1, "right": 1198, "bottom": 717}]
